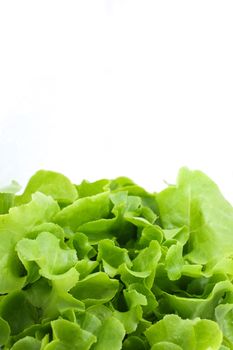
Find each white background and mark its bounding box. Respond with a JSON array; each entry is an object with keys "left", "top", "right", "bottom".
[{"left": 0, "top": 1, "right": 233, "bottom": 201}]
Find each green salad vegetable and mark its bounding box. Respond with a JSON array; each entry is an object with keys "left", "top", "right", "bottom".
[{"left": 0, "top": 168, "right": 233, "bottom": 349}]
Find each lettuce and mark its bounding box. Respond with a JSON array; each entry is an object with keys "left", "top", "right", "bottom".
[
  {"left": 0, "top": 168, "right": 233, "bottom": 349},
  {"left": 145, "top": 314, "right": 222, "bottom": 349}
]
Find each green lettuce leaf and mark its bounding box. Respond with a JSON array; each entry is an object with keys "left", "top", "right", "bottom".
[
  {"left": 45, "top": 318, "right": 96, "bottom": 350},
  {"left": 156, "top": 167, "right": 233, "bottom": 270},
  {"left": 0, "top": 316, "right": 10, "bottom": 346},
  {"left": 11, "top": 336, "right": 41, "bottom": 350},
  {"left": 0, "top": 192, "right": 59, "bottom": 293},
  {"left": 145, "top": 314, "right": 222, "bottom": 349},
  {"left": 54, "top": 192, "right": 111, "bottom": 232},
  {"left": 91, "top": 316, "right": 125, "bottom": 350},
  {"left": 71, "top": 272, "right": 119, "bottom": 307},
  {"left": 16, "top": 231, "right": 78, "bottom": 280},
  {"left": 16, "top": 170, "right": 78, "bottom": 205}
]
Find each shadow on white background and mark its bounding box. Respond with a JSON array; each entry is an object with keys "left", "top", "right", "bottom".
[{"left": 0, "top": 0, "right": 233, "bottom": 202}]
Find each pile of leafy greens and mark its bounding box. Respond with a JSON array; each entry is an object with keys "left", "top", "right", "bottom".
[{"left": 0, "top": 168, "right": 233, "bottom": 349}]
